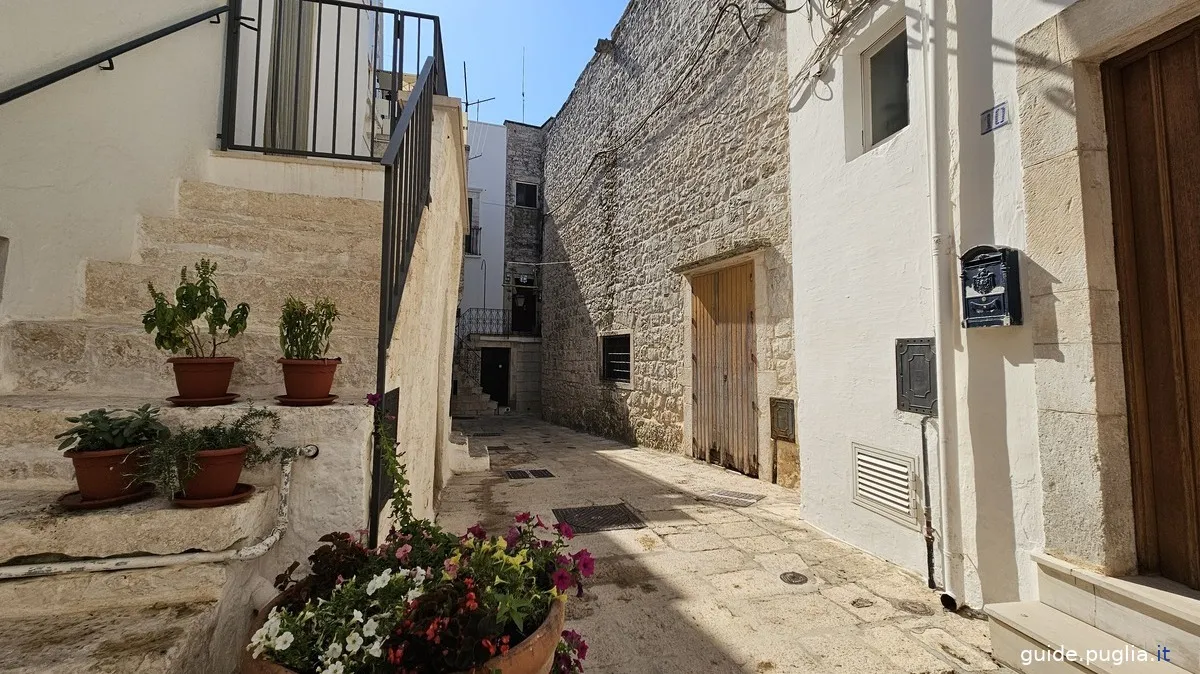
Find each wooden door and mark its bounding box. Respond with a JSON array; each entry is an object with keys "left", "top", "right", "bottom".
[
  {"left": 691, "top": 262, "right": 758, "bottom": 477},
  {"left": 1106, "top": 19, "right": 1200, "bottom": 588}
]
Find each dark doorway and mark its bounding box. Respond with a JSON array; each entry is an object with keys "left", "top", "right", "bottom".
[
  {"left": 1106, "top": 16, "right": 1200, "bottom": 589},
  {"left": 480, "top": 347, "right": 510, "bottom": 406},
  {"left": 511, "top": 289, "right": 537, "bottom": 335}
]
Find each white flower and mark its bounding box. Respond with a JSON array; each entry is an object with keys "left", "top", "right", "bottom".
[
  {"left": 324, "top": 641, "right": 343, "bottom": 661},
  {"left": 411, "top": 567, "right": 428, "bottom": 585},
  {"left": 363, "top": 618, "right": 378, "bottom": 638},
  {"left": 321, "top": 664, "right": 345, "bottom": 674},
  {"left": 367, "top": 639, "right": 383, "bottom": 659},
  {"left": 352, "top": 609, "right": 364, "bottom": 623},
  {"left": 365, "top": 569, "right": 393, "bottom": 596},
  {"left": 273, "top": 632, "right": 294, "bottom": 651},
  {"left": 345, "top": 631, "right": 363, "bottom": 654}
]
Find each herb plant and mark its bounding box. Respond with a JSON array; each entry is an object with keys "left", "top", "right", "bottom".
[
  {"left": 136, "top": 406, "right": 293, "bottom": 496},
  {"left": 279, "top": 297, "right": 339, "bottom": 360},
  {"left": 142, "top": 259, "right": 250, "bottom": 358},
  {"left": 55, "top": 405, "right": 168, "bottom": 453}
]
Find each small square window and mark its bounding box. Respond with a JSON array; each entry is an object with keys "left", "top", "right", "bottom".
[
  {"left": 515, "top": 182, "right": 539, "bottom": 209},
  {"left": 600, "top": 334, "right": 631, "bottom": 383},
  {"left": 864, "top": 23, "right": 909, "bottom": 147}
]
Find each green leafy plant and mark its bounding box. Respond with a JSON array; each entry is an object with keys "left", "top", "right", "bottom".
[
  {"left": 136, "top": 406, "right": 293, "bottom": 496},
  {"left": 279, "top": 297, "right": 339, "bottom": 360},
  {"left": 142, "top": 259, "right": 250, "bottom": 357},
  {"left": 54, "top": 405, "right": 168, "bottom": 453}
]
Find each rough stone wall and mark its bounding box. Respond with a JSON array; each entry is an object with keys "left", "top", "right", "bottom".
[
  {"left": 503, "top": 121, "right": 547, "bottom": 267},
  {"left": 540, "top": 0, "right": 794, "bottom": 455}
]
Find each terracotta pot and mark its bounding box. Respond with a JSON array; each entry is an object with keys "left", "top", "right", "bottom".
[
  {"left": 179, "top": 446, "right": 247, "bottom": 501},
  {"left": 241, "top": 589, "right": 566, "bottom": 674},
  {"left": 65, "top": 447, "right": 143, "bottom": 501},
  {"left": 168, "top": 356, "right": 238, "bottom": 399},
  {"left": 278, "top": 358, "right": 340, "bottom": 400}
]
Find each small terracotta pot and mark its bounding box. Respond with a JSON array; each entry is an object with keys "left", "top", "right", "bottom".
[
  {"left": 242, "top": 590, "right": 566, "bottom": 674},
  {"left": 65, "top": 447, "right": 143, "bottom": 501},
  {"left": 179, "top": 446, "right": 247, "bottom": 501},
  {"left": 278, "top": 358, "right": 340, "bottom": 400},
  {"left": 168, "top": 356, "right": 238, "bottom": 399}
]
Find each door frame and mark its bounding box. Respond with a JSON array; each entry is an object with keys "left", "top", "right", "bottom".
[{"left": 479, "top": 347, "right": 510, "bottom": 407}]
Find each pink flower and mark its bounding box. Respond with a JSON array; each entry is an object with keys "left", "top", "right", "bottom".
[
  {"left": 572, "top": 549, "right": 595, "bottom": 578},
  {"left": 551, "top": 568, "right": 574, "bottom": 592},
  {"left": 514, "top": 512, "right": 532, "bottom": 524},
  {"left": 534, "top": 515, "right": 548, "bottom": 529},
  {"left": 366, "top": 393, "right": 382, "bottom": 406},
  {"left": 504, "top": 527, "right": 521, "bottom": 548},
  {"left": 443, "top": 558, "right": 459, "bottom": 579},
  {"left": 466, "top": 523, "right": 487, "bottom": 540},
  {"left": 555, "top": 554, "right": 571, "bottom": 568},
  {"left": 395, "top": 544, "right": 412, "bottom": 561},
  {"left": 553, "top": 522, "right": 575, "bottom": 540}
]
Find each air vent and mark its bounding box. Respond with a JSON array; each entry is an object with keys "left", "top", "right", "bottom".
[{"left": 851, "top": 443, "right": 919, "bottom": 528}]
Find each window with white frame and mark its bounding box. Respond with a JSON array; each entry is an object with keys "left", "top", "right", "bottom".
[{"left": 863, "top": 22, "right": 909, "bottom": 148}]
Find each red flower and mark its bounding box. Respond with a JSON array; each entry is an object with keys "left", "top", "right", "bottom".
[
  {"left": 482, "top": 639, "right": 497, "bottom": 656},
  {"left": 466, "top": 523, "right": 487, "bottom": 540},
  {"left": 572, "top": 549, "right": 596, "bottom": 578},
  {"left": 514, "top": 512, "right": 532, "bottom": 524},
  {"left": 534, "top": 515, "right": 548, "bottom": 529},
  {"left": 551, "top": 568, "right": 574, "bottom": 592},
  {"left": 553, "top": 522, "right": 575, "bottom": 540}
]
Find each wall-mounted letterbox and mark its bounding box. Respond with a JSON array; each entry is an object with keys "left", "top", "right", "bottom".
[{"left": 960, "top": 245, "right": 1022, "bottom": 328}]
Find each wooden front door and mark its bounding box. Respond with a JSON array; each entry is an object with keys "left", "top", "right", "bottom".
[
  {"left": 691, "top": 262, "right": 758, "bottom": 477},
  {"left": 1106, "top": 19, "right": 1200, "bottom": 588}
]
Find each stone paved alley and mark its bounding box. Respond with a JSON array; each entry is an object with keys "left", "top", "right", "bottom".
[{"left": 437, "top": 418, "right": 1006, "bottom": 674}]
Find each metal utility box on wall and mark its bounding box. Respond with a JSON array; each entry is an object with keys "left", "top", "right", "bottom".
[
  {"left": 769, "top": 398, "right": 795, "bottom": 442},
  {"left": 960, "top": 245, "right": 1022, "bottom": 328},
  {"left": 896, "top": 338, "right": 937, "bottom": 416}
]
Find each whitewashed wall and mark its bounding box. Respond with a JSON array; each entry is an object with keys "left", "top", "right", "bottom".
[{"left": 461, "top": 120, "right": 507, "bottom": 312}]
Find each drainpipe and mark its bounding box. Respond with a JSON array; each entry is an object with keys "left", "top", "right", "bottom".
[
  {"left": 921, "top": 0, "right": 961, "bottom": 607},
  {"left": 0, "top": 445, "right": 319, "bottom": 581}
]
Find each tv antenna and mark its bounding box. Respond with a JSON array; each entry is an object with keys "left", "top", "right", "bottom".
[
  {"left": 462, "top": 62, "right": 495, "bottom": 124},
  {"left": 521, "top": 46, "right": 526, "bottom": 123}
]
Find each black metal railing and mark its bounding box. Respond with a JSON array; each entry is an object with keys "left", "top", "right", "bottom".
[
  {"left": 0, "top": 6, "right": 229, "bottom": 106},
  {"left": 369, "top": 54, "right": 440, "bottom": 541},
  {"left": 220, "top": 0, "right": 446, "bottom": 162},
  {"left": 457, "top": 308, "right": 512, "bottom": 337}
]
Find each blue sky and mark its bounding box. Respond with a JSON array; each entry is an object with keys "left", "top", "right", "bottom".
[{"left": 387, "top": 0, "right": 628, "bottom": 126}]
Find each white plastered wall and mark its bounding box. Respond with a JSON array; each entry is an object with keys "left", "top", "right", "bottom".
[{"left": 461, "top": 120, "right": 507, "bottom": 312}]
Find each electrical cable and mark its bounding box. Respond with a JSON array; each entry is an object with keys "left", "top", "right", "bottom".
[{"left": 760, "top": 0, "right": 806, "bottom": 13}]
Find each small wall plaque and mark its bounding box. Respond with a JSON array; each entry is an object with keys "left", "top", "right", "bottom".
[
  {"left": 896, "top": 338, "right": 937, "bottom": 416},
  {"left": 769, "top": 398, "right": 796, "bottom": 442}
]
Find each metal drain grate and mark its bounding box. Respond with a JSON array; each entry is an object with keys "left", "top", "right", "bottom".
[
  {"left": 528, "top": 469, "right": 555, "bottom": 478},
  {"left": 487, "top": 444, "right": 512, "bottom": 452},
  {"left": 702, "top": 490, "right": 766, "bottom": 507},
  {"left": 474, "top": 432, "right": 502, "bottom": 437},
  {"left": 552, "top": 503, "right": 646, "bottom": 534},
  {"left": 505, "top": 470, "right": 532, "bottom": 480}
]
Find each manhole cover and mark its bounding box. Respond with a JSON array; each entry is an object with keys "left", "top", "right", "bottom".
[
  {"left": 528, "top": 469, "right": 555, "bottom": 478},
  {"left": 504, "top": 470, "right": 532, "bottom": 480},
  {"left": 779, "top": 572, "right": 809, "bottom": 585},
  {"left": 702, "top": 490, "right": 766, "bottom": 507},
  {"left": 552, "top": 503, "right": 646, "bottom": 534}
]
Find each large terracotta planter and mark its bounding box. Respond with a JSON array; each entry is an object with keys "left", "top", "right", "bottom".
[
  {"left": 179, "top": 446, "right": 247, "bottom": 500},
  {"left": 242, "top": 589, "right": 566, "bottom": 674},
  {"left": 64, "top": 447, "right": 143, "bottom": 501},
  {"left": 278, "top": 358, "right": 340, "bottom": 401},
  {"left": 168, "top": 356, "right": 238, "bottom": 401}
]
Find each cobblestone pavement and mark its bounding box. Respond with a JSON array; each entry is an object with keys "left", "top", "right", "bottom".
[{"left": 438, "top": 417, "right": 1004, "bottom": 674}]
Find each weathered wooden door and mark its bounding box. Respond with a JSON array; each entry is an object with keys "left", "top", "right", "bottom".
[
  {"left": 691, "top": 262, "right": 757, "bottom": 476},
  {"left": 1106, "top": 19, "right": 1200, "bottom": 589}
]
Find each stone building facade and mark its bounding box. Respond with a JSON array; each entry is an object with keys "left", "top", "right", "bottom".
[
  {"left": 503, "top": 121, "right": 548, "bottom": 336},
  {"left": 539, "top": 0, "right": 796, "bottom": 484}
]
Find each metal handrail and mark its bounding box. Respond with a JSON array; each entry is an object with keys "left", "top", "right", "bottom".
[{"left": 0, "top": 5, "right": 229, "bottom": 106}]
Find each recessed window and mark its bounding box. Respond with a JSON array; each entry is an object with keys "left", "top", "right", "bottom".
[
  {"left": 863, "top": 23, "right": 909, "bottom": 147},
  {"left": 515, "top": 182, "right": 539, "bottom": 209},
  {"left": 600, "top": 334, "right": 631, "bottom": 383}
]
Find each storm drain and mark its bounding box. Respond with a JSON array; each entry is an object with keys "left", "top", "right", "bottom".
[
  {"left": 552, "top": 503, "right": 646, "bottom": 534},
  {"left": 487, "top": 444, "right": 512, "bottom": 452},
  {"left": 504, "top": 469, "right": 555, "bottom": 480},
  {"left": 702, "top": 490, "right": 766, "bottom": 507},
  {"left": 474, "top": 432, "right": 502, "bottom": 437}
]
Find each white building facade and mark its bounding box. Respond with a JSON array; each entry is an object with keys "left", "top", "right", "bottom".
[
  {"left": 461, "top": 120, "right": 508, "bottom": 313},
  {"left": 787, "top": 0, "right": 1200, "bottom": 669}
]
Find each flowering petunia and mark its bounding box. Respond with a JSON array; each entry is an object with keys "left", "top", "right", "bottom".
[
  {"left": 553, "top": 522, "right": 575, "bottom": 540},
  {"left": 504, "top": 526, "right": 521, "bottom": 548},
  {"left": 345, "top": 631, "right": 363, "bottom": 654},
  {"left": 551, "top": 568, "right": 574, "bottom": 592},
  {"left": 395, "top": 543, "right": 412, "bottom": 562},
  {"left": 466, "top": 523, "right": 487, "bottom": 540},
  {"left": 572, "top": 549, "right": 596, "bottom": 578},
  {"left": 363, "top": 618, "right": 378, "bottom": 638},
  {"left": 514, "top": 512, "right": 532, "bottom": 524},
  {"left": 366, "top": 393, "right": 382, "bottom": 407},
  {"left": 273, "top": 631, "right": 294, "bottom": 651}
]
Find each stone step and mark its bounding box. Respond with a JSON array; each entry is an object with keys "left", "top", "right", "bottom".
[
  {"left": 137, "top": 239, "right": 379, "bottom": 281},
  {"left": 83, "top": 260, "right": 379, "bottom": 330},
  {"left": 0, "top": 318, "right": 376, "bottom": 397},
  {"left": 139, "top": 215, "right": 380, "bottom": 262},
  {"left": 0, "top": 486, "right": 277, "bottom": 564},
  {"left": 987, "top": 601, "right": 1186, "bottom": 673},
  {"left": 0, "top": 444, "right": 76, "bottom": 491},
  {"left": 0, "top": 565, "right": 227, "bottom": 619},
  {"left": 179, "top": 180, "right": 382, "bottom": 230}
]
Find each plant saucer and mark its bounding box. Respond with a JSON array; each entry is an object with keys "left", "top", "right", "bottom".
[
  {"left": 172, "top": 483, "right": 256, "bottom": 508},
  {"left": 167, "top": 393, "right": 240, "bottom": 407},
  {"left": 58, "top": 484, "right": 155, "bottom": 511},
  {"left": 274, "top": 394, "right": 338, "bottom": 407}
]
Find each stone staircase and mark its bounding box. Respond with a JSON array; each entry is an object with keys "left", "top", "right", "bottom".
[
  {"left": 0, "top": 165, "right": 388, "bottom": 672},
  {"left": 451, "top": 361, "right": 501, "bottom": 417}
]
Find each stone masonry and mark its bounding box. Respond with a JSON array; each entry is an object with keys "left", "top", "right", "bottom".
[{"left": 539, "top": 0, "right": 796, "bottom": 470}]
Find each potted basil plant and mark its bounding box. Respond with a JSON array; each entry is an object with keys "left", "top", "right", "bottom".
[
  {"left": 142, "top": 259, "right": 250, "bottom": 405},
  {"left": 54, "top": 405, "right": 168, "bottom": 507},
  {"left": 277, "top": 297, "right": 340, "bottom": 405}
]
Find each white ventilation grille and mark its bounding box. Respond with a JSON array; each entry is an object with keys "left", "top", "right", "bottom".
[{"left": 852, "top": 443, "right": 919, "bottom": 528}]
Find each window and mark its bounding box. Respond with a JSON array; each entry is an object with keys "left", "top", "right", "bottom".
[
  {"left": 600, "top": 334, "right": 631, "bottom": 383},
  {"left": 464, "top": 198, "right": 481, "bottom": 255},
  {"left": 863, "top": 23, "right": 909, "bottom": 147},
  {"left": 515, "top": 182, "right": 539, "bottom": 209}
]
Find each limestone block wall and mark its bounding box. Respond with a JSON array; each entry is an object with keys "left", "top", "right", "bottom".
[
  {"left": 540, "top": 1, "right": 794, "bottom": 456},
  {"left": 383, "top": 97, "right": 467, "bottom": 521}
]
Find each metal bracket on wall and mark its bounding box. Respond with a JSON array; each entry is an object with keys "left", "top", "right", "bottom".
[{"left": 98, "top": 59, "right": 115, "bottom": 71}]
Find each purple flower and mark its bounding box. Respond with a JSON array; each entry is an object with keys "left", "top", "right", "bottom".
[
  {"left": 504, "top": 527, "right": 522, "bottom": 548},
  {"left": 555, "top": 554, "right": 571, "bottom": 568},
  {"left": 572, "top": 549, "right": 595, "bottom": 578},
  {"left": 553, "top": 522, "right": 575, "bottom": 540},
  {"left": 466, "top": 523, "right": 487, "bottom": 540},
  {"left": 551, "top": 568, "right": 574, "bottom": 592},
  {"left": 366, "top": 393, "right": 382, "bottom": 407}
]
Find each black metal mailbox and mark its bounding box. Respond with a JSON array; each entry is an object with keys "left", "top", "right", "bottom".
[{"left": 960, "top": 245, "right": 1022, "bottom": 328}]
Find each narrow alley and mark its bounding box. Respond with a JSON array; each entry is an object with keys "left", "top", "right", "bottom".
[{"left": 438, "top": 419, "right": 1001, "bottom": 674}]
